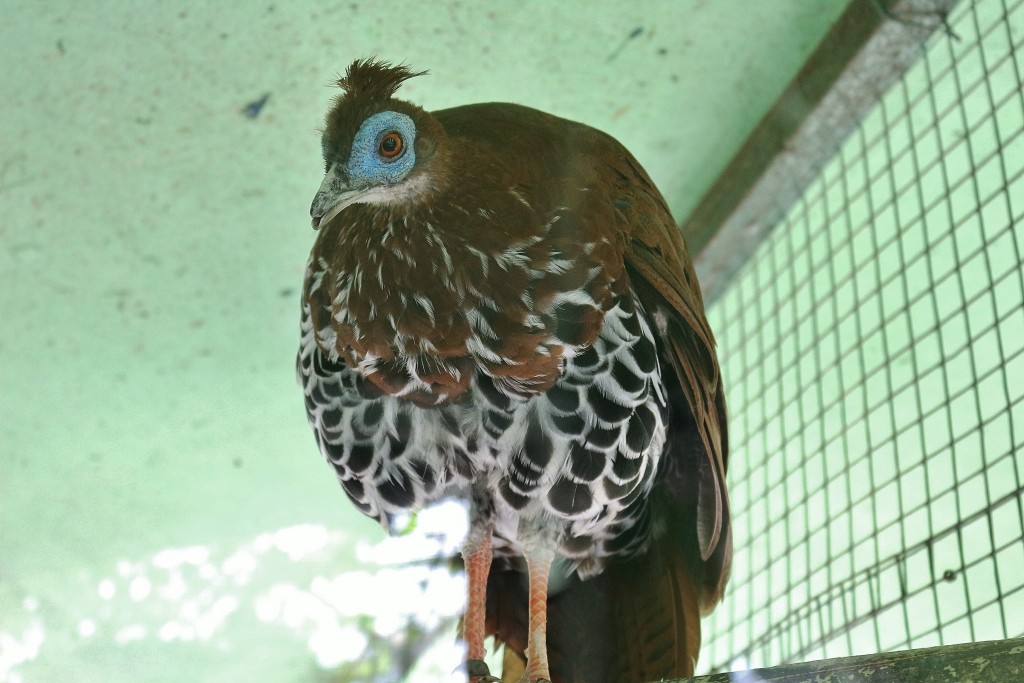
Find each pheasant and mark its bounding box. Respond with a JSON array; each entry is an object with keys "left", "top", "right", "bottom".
[{"left": 297, "top": 58, "right": 731, "bottom": 683}]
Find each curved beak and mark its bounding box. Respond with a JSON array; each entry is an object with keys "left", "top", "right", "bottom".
[{"left": 309, "top": 164, "right": 369, "bottom": 230}]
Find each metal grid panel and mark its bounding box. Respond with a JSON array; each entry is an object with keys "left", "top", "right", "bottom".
[{"left": 700, "top": 0, "right": 1024, "bottom": 671}]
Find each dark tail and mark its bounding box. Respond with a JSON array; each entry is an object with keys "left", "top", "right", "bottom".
[{"left": 485, "top": 536, "right": 702, "bottom": 683}]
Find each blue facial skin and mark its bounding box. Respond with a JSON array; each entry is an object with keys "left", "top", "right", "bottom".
[{"left": 346, "top": 111, "right": 417, "bottom": 187}]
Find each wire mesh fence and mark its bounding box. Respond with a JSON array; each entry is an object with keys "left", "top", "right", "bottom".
[{"left": 699, "top": 0, "right": 1024, "bottom": 672}]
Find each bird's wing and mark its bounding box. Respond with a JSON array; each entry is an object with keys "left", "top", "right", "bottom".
[
  {"left": 484, "top": 124, "right": 731, "bottom": 682},
  {"left": 605, "top": 145, "right": 732, "bottom": 611}
]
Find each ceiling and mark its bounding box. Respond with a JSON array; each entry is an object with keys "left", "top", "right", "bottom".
[{"left": 0, "top": 1, "right": 850, "bottom": 680}]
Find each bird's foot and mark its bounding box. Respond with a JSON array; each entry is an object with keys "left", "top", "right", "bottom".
[
  {"left": 466, "top": 658, "right": 500, "bottom": 683},
  {"left": 515, "top": 667, "right": 550, "bottom": 683}
]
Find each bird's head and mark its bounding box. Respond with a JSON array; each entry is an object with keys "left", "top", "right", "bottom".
[{"left": 311, "top": 58, "right": 444, "bottom": 230}]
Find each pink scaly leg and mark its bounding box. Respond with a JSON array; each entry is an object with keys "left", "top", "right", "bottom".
[
  {"left": 520, "top": 547, "right": 554, "bottom": 683},
  {"left": 462, "top": 525, "right": 496, "bottom": 682}
]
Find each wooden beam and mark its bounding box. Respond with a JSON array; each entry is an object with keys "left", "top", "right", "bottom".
[
  {"left": 671, "top": 636, "right": 1024, "bottom": 682},
  {"left": 682, "top": 0, "right": 960, "bottom": 303}
]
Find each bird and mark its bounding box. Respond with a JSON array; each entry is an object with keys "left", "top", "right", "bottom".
[{"left": 297, "top": 58, "right": 731, "bottom": 683}]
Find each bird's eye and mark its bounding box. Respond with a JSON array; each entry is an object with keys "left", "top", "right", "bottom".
[{"left": 378, "top": 132, "right": 404, "bottom": 159}]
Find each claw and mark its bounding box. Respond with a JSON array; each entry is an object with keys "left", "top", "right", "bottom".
[{"left": 466, "top": 658, "right": 500, "bottom": 682}]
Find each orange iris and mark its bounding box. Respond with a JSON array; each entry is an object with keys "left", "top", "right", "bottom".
[{"left": 379, "top": 132, "right": 403, "bottom": 158}]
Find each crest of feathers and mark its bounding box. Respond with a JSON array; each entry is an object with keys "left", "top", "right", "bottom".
[{"left": 335, "top": 58, "right": 427, "bottom": 104}]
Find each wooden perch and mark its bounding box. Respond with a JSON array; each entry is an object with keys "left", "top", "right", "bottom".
[{"left": 674, "top": 636, "right": 1024, "bottom": 682}]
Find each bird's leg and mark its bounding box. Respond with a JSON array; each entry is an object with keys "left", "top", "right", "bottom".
[
  {"left": 520, "top": 546, "right": 554, "bottom": 683},
  {"left": 462, "top": 523, "right": 496, "bottom": 682}
]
